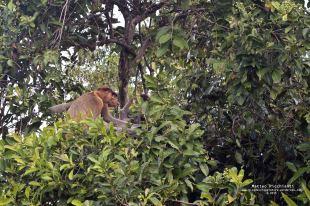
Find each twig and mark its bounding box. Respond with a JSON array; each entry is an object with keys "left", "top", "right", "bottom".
[{"left": 51, "top": 0, "right": 70, "bottom": 47}]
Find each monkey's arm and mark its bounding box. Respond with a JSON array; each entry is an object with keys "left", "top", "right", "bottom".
[
  {"left": 101, "top": 103, "right": 129, "bottom": 128},
  {"left": 49, "top": 102, "right": 73, "bottom": 113}
]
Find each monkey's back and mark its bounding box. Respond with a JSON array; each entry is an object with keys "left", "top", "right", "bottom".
[{"left": 67, "top": 92, "right": 103, "bottom": 121}]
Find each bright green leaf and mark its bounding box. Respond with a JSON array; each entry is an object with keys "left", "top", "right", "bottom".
[
  {"left": 158, "top": 33, "right": 171, "bottom": 44},
  {"left": 172, "top": 36, "right": 189, "bottom": 50},
  {"left": 25, "top": 186, "right": 31, "bottom": 199},
  {"left": 149, "top": 197, "right": 162, "bottom": 206},
  {"left": 156, "top": 26, "right": 170, "bottom": 42},
  {"left": 185, "top": 178, "right": 194, "bottom": 191},
  {"left": 71, "top": 199, "right": 83, "bottom": 206},
  {"left": 0, "top": 198, "right": 12, "bottom": 206},
  {"left": 199, "top": 164, "right": 209, "bottom": 176},
  {"left": 68, "top": 169, "right": 74, "bottom": 180},
  {"left": 156, "top": 44, "right": 169, "bottom": 57},
  {"left": 281, "top": 193, "right": 297, "bottom": 206},
  {"left": 227, "top": 194, "right": 235, "bottom": 203},
  {"left": 272, "top": 70, "right": 283, "bottom": 83},
  {"left": 29, "top": 181, "right": 41, "bottom": 187},
  {"left": 41, "top": 174, "right": 53, "bottom": 181},
  {"left": 301, "top": 182, "right": 310, "bottom": 201},
  {"left": 241, "top": 179, "right": 253, "bottom": 187},
  {"left": 7, "top": 0, "right": 16, "bottom": 11}
]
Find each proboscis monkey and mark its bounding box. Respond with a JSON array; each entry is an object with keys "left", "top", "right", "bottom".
[{"left": 49, "top": 87, "right": 129, "bottom": 125}]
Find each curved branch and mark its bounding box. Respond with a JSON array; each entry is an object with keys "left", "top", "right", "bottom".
[
  {"left": 97, "top": 38, "right": 136, "bottom": 55},
  {"left": 120, "top": 98, "right": 134, "bottom": 120}
]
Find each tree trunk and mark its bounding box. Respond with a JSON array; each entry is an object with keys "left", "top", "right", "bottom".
[
  {"left": 118, "top": 17, "right": 135, "bottom": 107},
  {"left": 118, "top": 49, "right": 130, "bottom": 107}
]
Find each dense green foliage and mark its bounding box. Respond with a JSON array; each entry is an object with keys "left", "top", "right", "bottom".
[
  {"left": 0, "top": 101, "right": 245, "bottom": 205},
  {"left": 150, "top": 1, "right": 310, "bottom": 203},
  {"left": 0, "top": 0, "right": 309, "bottom": 205}
]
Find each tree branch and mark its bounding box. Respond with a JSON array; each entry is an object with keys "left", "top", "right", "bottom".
[
  {"left": 112, "top": 0, "right": 130, "bottom": 19},
  {"left": 120, "top": 98, "right": 134, "bottom": 120},
  {"left": 97, "top": 37, "right": 136, "bottom": 55},
  {"left": 132, "top": 0, "right": 170, "bottom": 25},
  {"left": 133, "top": 37, "right": 152, "bottom": 64}
]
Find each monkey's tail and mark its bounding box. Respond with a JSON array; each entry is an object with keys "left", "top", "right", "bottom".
[{"left": 49, "top": 102, "right": 72, "bottom": 113}]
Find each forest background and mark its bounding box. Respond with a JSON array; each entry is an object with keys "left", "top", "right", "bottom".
[{"left": 0, "top": 0, "right": 309, "bottom": 205}]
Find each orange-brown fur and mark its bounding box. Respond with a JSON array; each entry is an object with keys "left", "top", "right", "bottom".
[{"left": 66, "top": 87, "right": 119, "bottom": 121}]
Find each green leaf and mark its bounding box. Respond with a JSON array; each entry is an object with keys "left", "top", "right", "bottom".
[
  {"left": 288, "top": 167, "right": 309, "bottom": 184},
  {"left": 199, "top": 164, "right": 209, "bottom": 176},
  {"left": 227, "top": 194, "right": 235, "bottom": 203},
  {"left": 0, "top": 55, "right": 8, "bottom": 61},
  {"left": 236, "top": 95, "right": 245, "bottom": 105},
  {"left": 272, "top": 70, "right": 283, "bottom": 83},
  {"left": 235, "top": 151, "right": 243, "bottom": 164},
  {"left": 150, "top": 95, "right": 164, "bottom": 104},
  {"left": 238, "top": 169, "right": 244, "bottom": 181},
  {"left": 301, "top": 182, "right": 310, "bottom": 201},
  {"left": 115, "top": 155, "right": 127, "bottom": 163},
  {"left": 156, "top": 26, "right": 170, "bottom": 42},
  {"left": 158, "top": 33, "right": 171, "bottom": 44},
  {"left": 271, "top": 2, "right": 280, "bottom": 10},
  {"left": 7, "top": 59, "right": 13, "bottom": 67},
  {"left": 68, "top": 169, "right": 74, "bottom": 180},
  {"left": 172, "top": 36, "right": 189, "bottom": 49},
  {"left": 29, "top": 181, "right": 41, "bottom": 186},
  {"left": 41, "top": 174, "right": 53, "bottom": 181},
  {"left": 60, "top": 163, "right": 71, "bottom": 171},
  {"left": 213, "top": 61, "right": 226, "bottom": 74},
  {"left": 241, "top": 179, "right": 253, "bottom": 187},
  {"left": 156, "top": 44, "right": 169, "bottom": 57},
  {"left": 49, "top": 20, "right": 63, "bottom": 26},
  {"left": 167, "top": 140, "right": 180, "bottom": 151},
  {"left": 87, "top": 155, "right": 100, "bottom": 164},
  {"left": 285, "top": 162, "right": 297, "bottom": 172},
  {"left": 185, "top": 179, "right": 194, "bottom": 191},
  {"left": 23, "top": 167, "right": 39, "bottom": 176},
  {"left": 149, "top": 197, "right": 162, "bottom": 206},
  {"left": 285, "top": 26, "right": 292, "bottom": 33},
  {"left": 4, "top": 145, "right": 17, "bottom": 152},
  {"left": 228, "top": 167, "right": 239, "bottom": 183},
  {"left": 296, "top": 142, "right": 310, "bottom": 152},
  {"left": 0, "top": 198, "right": 12, "bottom": 206},
  {"left": 57, "top": 154, "right": 70, "bottom": 162},
  {"left": 269, "top": 201, "right": 279, "bottom": 206},
  {"left": 281, "top": 193, "right": 297, "bottom": 206},
  {"left": 200, "top": 191, "right": 214, "bottom": 203},
  {"left": 302, "top": 28, "right": 309, "bottom": 38},
  {"left": 41, "top": 0, "right": 48, "bottom": 5},
  {"left": 7, "top": 0, "right": 16, "bottom": 11},
  {"left": 181, "top": 0, "right": 191, "bottom": 10},
  {"left": 25, "top": 186, "right": 31, "bottom": 199},
  {"left": 71, "top": 199, "right": 83, "bottom": 206}
]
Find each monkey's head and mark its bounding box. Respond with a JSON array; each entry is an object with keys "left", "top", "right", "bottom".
[
  {"left": 107, "top": 92, "right": 119, "bottom": 107},
  {"left": 97, "top": 87, "right": 119, "bottom": 107}
]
